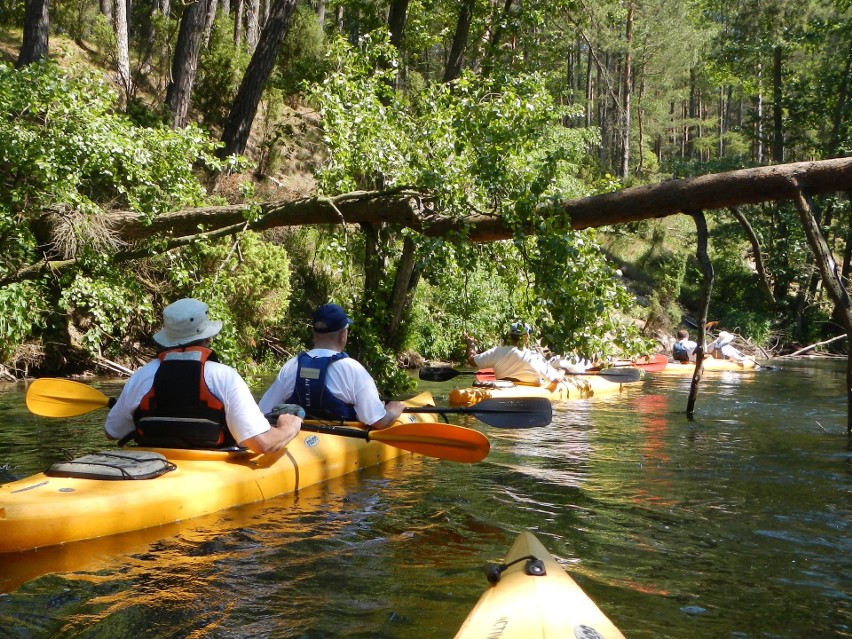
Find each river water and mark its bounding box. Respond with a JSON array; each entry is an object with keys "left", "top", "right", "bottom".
[{"left": 0, "top": 360, "right": 849, "bottom": 638}]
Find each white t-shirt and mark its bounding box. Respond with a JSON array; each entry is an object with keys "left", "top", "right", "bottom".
[
  {"left": 104, "top": 358, "right": 272, "bottom": 445},
  {"left": 718, "top": 343, "right": 745, "bottom": 361},
  {"left": 258, "top": 349, "right": 388, "bottom": 425},
  {"left": 473, "top": 345, "right": 561, "bottom": 385}
]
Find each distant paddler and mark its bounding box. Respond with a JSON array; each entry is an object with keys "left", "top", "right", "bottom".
[
  {"left": 708, "top": 330, "right": 749, "bottom": 363},
  {"left": 464, "top": 322, "right": 566, "bottom": 389}
]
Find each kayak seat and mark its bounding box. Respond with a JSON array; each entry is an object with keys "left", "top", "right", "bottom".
[{"left": 46, "top": 450, "right": 176, "bottom": 480}]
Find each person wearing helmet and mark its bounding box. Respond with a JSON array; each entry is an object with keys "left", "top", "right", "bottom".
[
  {"left": 104, "top": 298, "right": 302, "bottom": 454},
  {"left": 464, "top": 322, "right": 565, "bottom": 386}
]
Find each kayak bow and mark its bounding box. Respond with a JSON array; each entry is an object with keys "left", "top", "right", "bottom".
[{"left": 454, "top": 531, "right": 626, "bottom": 639}]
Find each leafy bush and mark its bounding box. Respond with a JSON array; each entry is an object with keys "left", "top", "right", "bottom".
[
  {"left": 60, "top": 273, "right": 155, "bottom": 357},
  {"left": 0, "top": 283, "right": 46, "bottom": 360},
  {"left": 0, "top": 61, "right": 246, "bottom": 370},
  {"left": 151, "top": 232, "right": 293, "bottom": 375}
]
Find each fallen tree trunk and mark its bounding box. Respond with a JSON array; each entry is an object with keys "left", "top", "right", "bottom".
[{"left": 31, "top": 157, "right": 852, "bottom": 250}]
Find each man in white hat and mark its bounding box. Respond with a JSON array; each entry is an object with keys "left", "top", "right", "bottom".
[
  {"left": 259, "top": 303, "right": 405, "bottom": 429},
  {"left": 709, "top": 330, "right": 746, "bottom": 362},
  {"left": 105, "top": 298, "right": 301, "bottom": 453},
  {"left": 464, "top": 321, "right": 565, "bottom": 386}
]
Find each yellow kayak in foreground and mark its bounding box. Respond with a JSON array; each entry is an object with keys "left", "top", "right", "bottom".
[
  {"left": 449, "top": 373, "right": 625, "bottom": 407},
  {"left": 454, "top": 531, "right": 625, "bottom": 639},
  {"left": 0, "top": 392, "right": 466, "bottom": 553}
]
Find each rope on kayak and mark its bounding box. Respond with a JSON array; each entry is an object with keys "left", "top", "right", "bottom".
[{"left": 485, "top": 554, "right": 546, "bottom": 584}]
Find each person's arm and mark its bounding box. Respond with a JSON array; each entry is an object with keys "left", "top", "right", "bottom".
[
  {"left": 464, "top": 333, "right": 477, "bottom": 367},
  {"left": 240, "top": 414, "right": 302, "bottom": 454},
  {"left": 104, "top": 363, "right": 157, "bottom": 440},
  {"left": 258, "top": 358, "right": 297, "bottom": 414},
  {"left": 211, "top": 364, "right": 302, "bottom": 453},
  {"left": 368, "top": 400, "right": 405, "bottom": 430}
]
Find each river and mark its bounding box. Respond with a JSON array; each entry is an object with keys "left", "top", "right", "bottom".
[{"left": 0, "top": 359, "right": 849, "bottom": 638}]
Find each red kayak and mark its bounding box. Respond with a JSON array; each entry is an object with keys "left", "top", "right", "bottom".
[{"left": 604, "top": 353, "right": 668, "bottom": 372}]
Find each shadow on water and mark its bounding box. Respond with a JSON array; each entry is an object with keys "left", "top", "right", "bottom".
[{"left": 0, "top": 364, "right": 850, "bottom": 638}]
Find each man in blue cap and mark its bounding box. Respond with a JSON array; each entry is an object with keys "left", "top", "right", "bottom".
[
  {"left": 465, "top": 321, "right": 565, "bottom": 386},
  {"left": 259, "top": 303, "right": 405, "bottom": 429}
]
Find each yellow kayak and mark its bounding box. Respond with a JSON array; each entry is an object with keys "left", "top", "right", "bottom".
[
  {"left": 449, "top": 374, "right": 625, "bottom": 407},
  {"left": 454, "top": 531, "right": 625, "bottom": 639},
  {"left": 655, "top": 356, "right": 758, "bottom": 375},
  {"left": 0, "top": 392, "right": 456, "bottom": 553}
]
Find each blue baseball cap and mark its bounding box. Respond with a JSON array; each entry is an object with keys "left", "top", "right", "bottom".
[{"left": 312, "top": 303, "right": 354, "bottom": 333}]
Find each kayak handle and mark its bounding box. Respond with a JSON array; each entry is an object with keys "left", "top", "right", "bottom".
[{"left": 485, "top": 554, "right": 546, "bottom": 584}]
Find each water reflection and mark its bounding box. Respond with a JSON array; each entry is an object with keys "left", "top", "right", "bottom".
[{"left": 0, "top": 364, "right": 850, "bottom": 638}]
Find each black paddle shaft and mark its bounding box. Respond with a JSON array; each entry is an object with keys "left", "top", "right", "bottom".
[
  {"left": 418, "top": 366, "right": 641, "bottom": 383},
  {"left": 404, "top": 397, "right": 552, "bottom": 429}
]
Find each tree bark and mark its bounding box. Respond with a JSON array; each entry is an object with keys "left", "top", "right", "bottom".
[
  {"left": 165, "top": 0, "right": 210, "bottom": 128},
  {"left": 100, "top": 0, "right": 113, "bottom": 22},
  {"left": 772, "top": 45, "right": 784, "bottom": 164},
  {"left": 789, "top": 178, "right": 852, "bottom": 436},
  {"left": 17, "top": 0, "right": 50, "bottom": 67},
  {"left": 620, "top": 0, "right": 633, "bottom": 180},
  {"left": 686, "top": 210, "right": 713, "bottom": 418},
  {"left": 728, "top": 206, "right": 774, "bottom": 304},
  {"left": 386, "top": 235, "right": 421, "bottom": 350},
  {"left": 387, "top": 0, "right": 408, "bottom": 50},
  {"left": 233, "top": 0, "right": 243, "bottom": 47},
  {"left": 218, "top": 0, "right": 297, "bottom": 157},
  {"left": 245, "top": 0, "right": 259, "bottom": 50},
  {"left": 24, "top": 158, "right": 852, "bottom": 259},
  {"left": 443, "top": 0, "right": 474, "bottom": 83},
  {"left": 114, "top": 0, "right": 133, "bottom": 101}
]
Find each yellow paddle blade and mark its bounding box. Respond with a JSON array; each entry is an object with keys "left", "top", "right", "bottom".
[
  {"left": 369, "top": 421, "right": 490, "bottom": 463},
  {"left": 26, "top": 378, "right": 111, "bottom": 417}
]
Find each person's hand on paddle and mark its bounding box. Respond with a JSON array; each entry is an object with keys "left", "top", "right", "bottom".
[
  {"left": 369, "top": 400, "right": 405, "bottom": 431},
  {"left": 243, "top": 413, "right": 302, "bottom": 454}
]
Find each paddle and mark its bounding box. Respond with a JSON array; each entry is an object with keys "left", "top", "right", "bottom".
[
  {"left": 419, "top": 365, "right": 642, "bottom": 384},
  {"left": 403, "top": 397, "right": 552, "bottom": 429},
  {"left": 25, "top": 378, "right": 490, "bottom": 464}
]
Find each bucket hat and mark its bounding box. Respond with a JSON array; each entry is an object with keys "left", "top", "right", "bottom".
[
  {"left": 153, "top": 298, "right": 223, "bottom": 347},
  {"left": 717, "top": 331, "right": 734, "bottom": 346}
]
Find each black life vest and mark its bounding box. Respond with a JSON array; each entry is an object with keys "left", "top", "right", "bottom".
[
  {"left": 286, "top": 351, "right": 358, "bottom": 421},
  {"left": 132, "top": 346, "right": 234, "bottom": 449}
]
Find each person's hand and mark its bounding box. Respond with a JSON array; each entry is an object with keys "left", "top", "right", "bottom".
[
  {"left": 243, "top": 413, "right": 302, "bottom": 454},
  {"left": 274, "top": 413, "right": 303, "bottom": 438}
]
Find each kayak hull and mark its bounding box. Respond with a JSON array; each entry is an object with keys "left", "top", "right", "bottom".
[
  {"left": 449, "top": 374, "right": 624, "bottom": 407},
  {"left": 0, "top": 392, "right": 439, "bottom": 553},
  {"left": 454, "top": 531, "right": 625, "bottom": 639},
  {"left": 655, "top": 356, "right": 758, "bottom": 375},
  {"left": 604, "top": 353, "right": 669, "bottom": 372}
]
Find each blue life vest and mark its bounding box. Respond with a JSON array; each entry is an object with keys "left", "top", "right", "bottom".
[
  {"left": 286, "top": 351, "right": 358, "bottom": 421},
  {"left": 132, "top": 346, "right": 234, "bottom": 449},
  {"left": 672, "top": 342, "right": 690, "bottom": 362}
]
